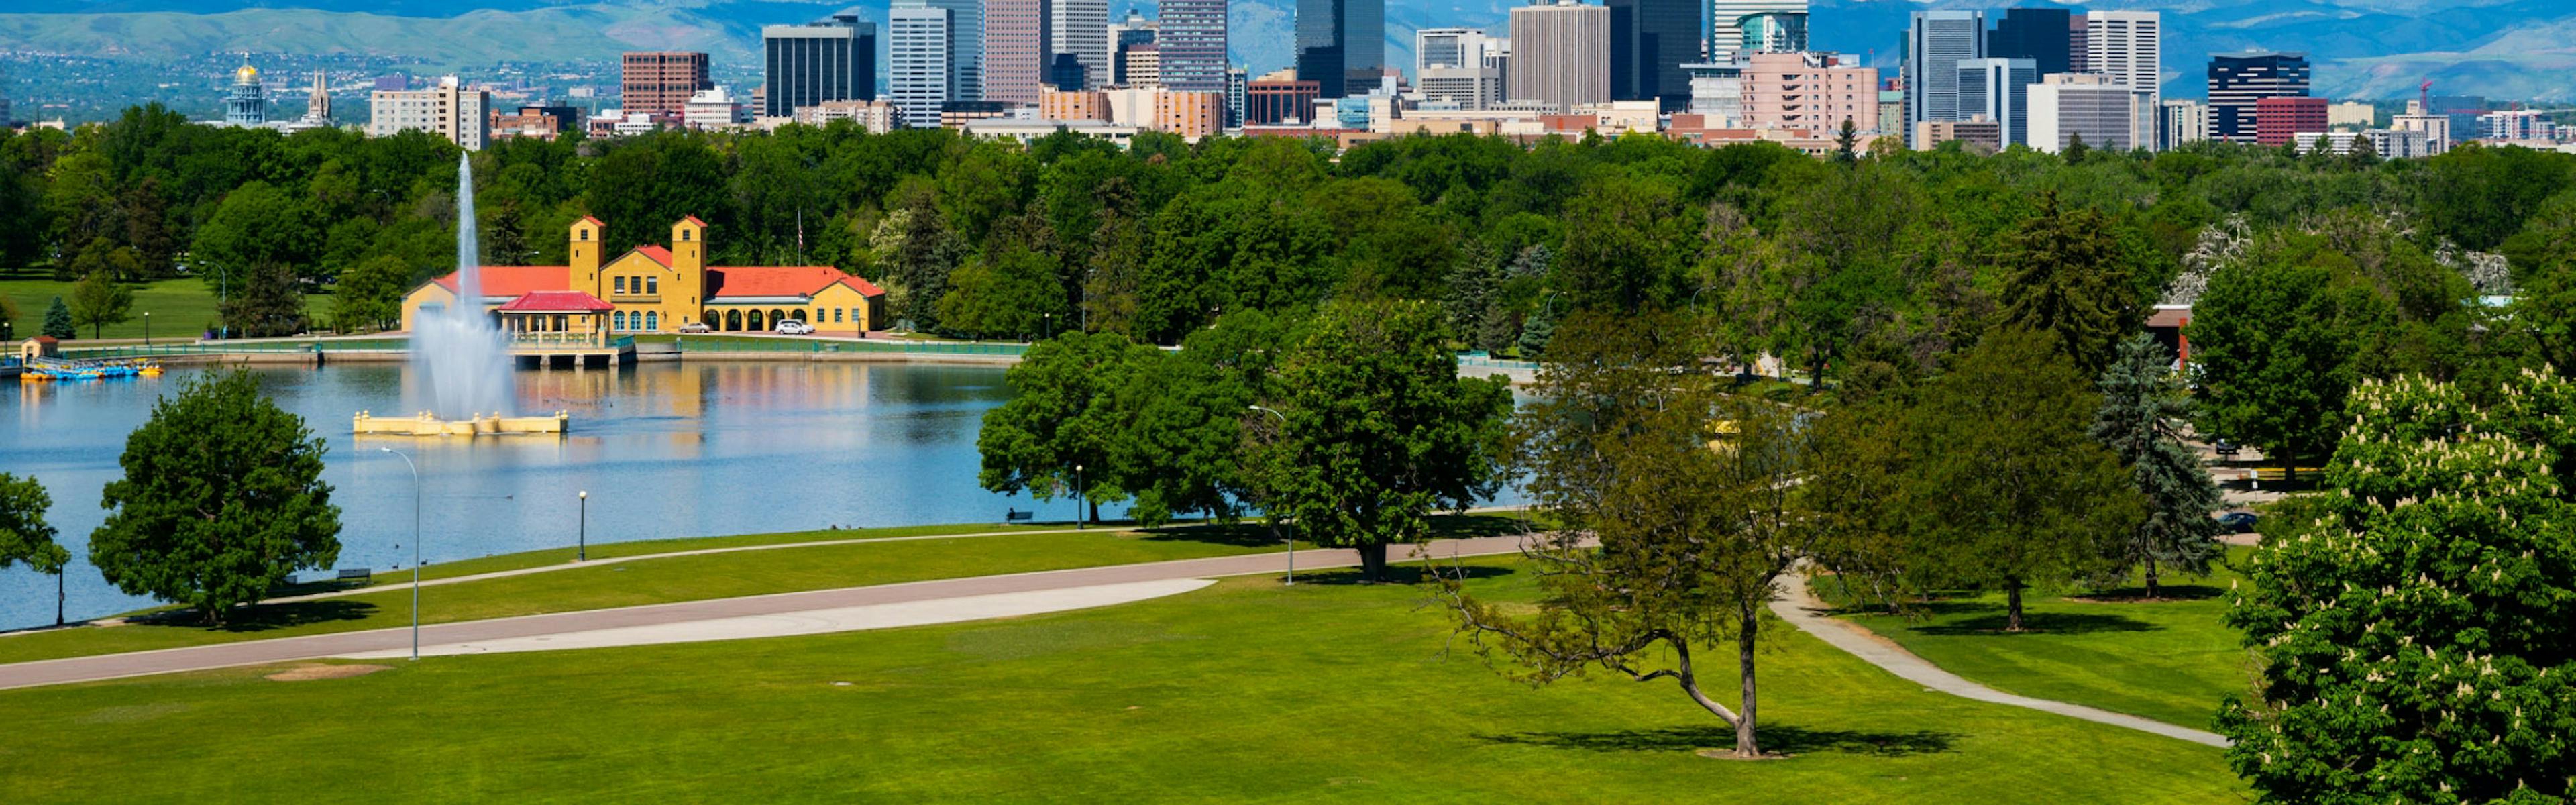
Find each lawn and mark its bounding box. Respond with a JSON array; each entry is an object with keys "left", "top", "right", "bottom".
[
  {"left": 1829, "top": 547, "right": 2261, "bottom": 729},
  {"left": 0, "top": 514, "right": 1532, "bottom": 667},
  {"left": 0, "top": 559, "right": 2243, "bottom": 802},
  {"left": 0, "top": 272, "right": 329, "bottom": 341}
]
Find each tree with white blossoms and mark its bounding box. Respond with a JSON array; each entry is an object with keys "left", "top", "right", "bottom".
[{"left": 2218, "top": 368, "right": 2576, "bottom": 804}]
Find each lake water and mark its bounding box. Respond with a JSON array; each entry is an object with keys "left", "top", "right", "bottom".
[{"left": 0, "top": 360, "right": 1136, "bottom": 631}]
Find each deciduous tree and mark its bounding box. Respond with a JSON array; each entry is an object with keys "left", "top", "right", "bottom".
[
  {"left": 91, "top": 372, "right": 342, "bottom": 624},
  {"left": 977, "top": 331, "right": 1157, "bottom": 522},
  {"left": 69, "top": 268, "right": 134, "bottom": 338},
  {"left": 0, "top": 472, "right": 71, "bottom": 626}
]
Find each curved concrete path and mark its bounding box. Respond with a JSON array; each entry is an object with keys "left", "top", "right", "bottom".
[
  {"left": 1772, "top": 578, "right": 2231, "bottom": 749},
  {"left": 0, "top": 534, "right": 1529, "bottom": 691}
]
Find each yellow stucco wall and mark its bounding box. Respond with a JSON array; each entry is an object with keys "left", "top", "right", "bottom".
[{"left": 400, "top": 217, "right": 877, "bottom": 335}]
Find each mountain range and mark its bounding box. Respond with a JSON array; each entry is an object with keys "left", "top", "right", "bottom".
[{"left": 1, "top": 0, "right": 2571, "bottom": 101}]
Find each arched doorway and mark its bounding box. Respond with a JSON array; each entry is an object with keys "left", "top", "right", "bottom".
[
  {"left": 790, "top": 309, "right": 807, "bottom": 321},
  {"left": 747, "top": 309, "right": 765, "bottom": 331},
  {"left": 724, "top": 309, "right": 742, "bottom": 331},
  {"left": 702, "top": 310, "right": 718, "bottom": 330},
  {"left": 769, "top": 309, "right": 786, "bottom": 327}
]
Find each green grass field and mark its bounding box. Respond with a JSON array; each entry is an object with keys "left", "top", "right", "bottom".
[
  {"left": 1830, "top": 548, "right": 2260, "bottom": 729},
  {"left": 0, "top": 559, "right": 2243, "bottom": 802},
  {"left": 0, "top": 515, "right": 1527, "bottom": 667},
  {"left": 0, "top": 273, "right": 327, "bottom": 341}
]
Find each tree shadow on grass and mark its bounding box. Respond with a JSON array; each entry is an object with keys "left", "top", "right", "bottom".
[
  {"left": 127, "top": 599, "right": 378, "bottom": 633},
  {"left": 1482, "top": 724, "right": 1958, "bottom": 757},
  {"left": 1293, "top": 565, "right": 1516, "bottom": 586},
  {"left": 2070, "top": 584, "right": 2225, "bottom": 603},
  {"left": 1909, "top": 610, "right": 2161, "bottom": 635},
  {"left": 1138, "top": 513, "right": 1536, "bottom": 549}
]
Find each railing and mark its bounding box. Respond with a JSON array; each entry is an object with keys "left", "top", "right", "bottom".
[
  {"left": 1456, "top": 352, "right": 1542, "bottom": 372},
  {"left": 61, "top": 339, "right": 412, "bottom": 358},
  {"left": 506, "top": 332, "right": 633, "bottom": 350},
  {"left": 668, "top": 336, "right": 1030, "bottom": 356}
]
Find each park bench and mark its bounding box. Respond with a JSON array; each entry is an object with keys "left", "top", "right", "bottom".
[
  {"left": 1004, "top": 508, "right": 1034, "bottom": 523},
  {"left": 335, "top": 568, "right": 372, "bottom": 583}
]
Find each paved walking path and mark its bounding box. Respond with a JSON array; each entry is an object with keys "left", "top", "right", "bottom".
[
  {"left": 0, "top": 535, "right": 1531, "bottom": 692},
  {"left": 1770, "top": 578, "right": 2231, "bottom": 749}
]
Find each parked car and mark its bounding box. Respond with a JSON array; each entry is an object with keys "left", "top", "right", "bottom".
[
  {"left": 2213, "top": 441, "right": 2241, "bottom": 458},
  {"left": 774, "top": 319, "right": 815, "bottom": 335},
  {"left": 2214, "top": 511, "right": 2259, "bottom": 534},
  {"left": 677, "top": 322, "right": 712, "bottom": 334}
]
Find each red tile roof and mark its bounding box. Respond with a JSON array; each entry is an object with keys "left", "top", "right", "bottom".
[
  {"left": 679, "top": 215, "right": 708, "bottom": 227},
  {"left": 496, "top": 291, "right": 615, "bottom": 313},
  {"left": 578, "top": 215, "right": 604, "bottom": 227},
  {"left": 706, "top": 266, "right": 884, "bottom": 299},
  {"left": 632, "top": 245, "right": 673, "bottom": 266},
  {"left": 431, "top": 266, "right": 572, "bottom": 299}
]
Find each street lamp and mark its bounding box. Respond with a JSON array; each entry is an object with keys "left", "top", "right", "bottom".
[
  {"left": 142, "top": 311, "right": 150, "bottom": 347},
  {"left": 1248, "top": 405, "right": 1293, "bottom": 585},
  {"left": 577, "top": 490, "right": 588, "bottom": 561},
  {"left": 378, "top": 447, "right": 422, "bottom": 661},
  {"left": 1073, "top": 463, "right": 1085, "bottom": 529}
]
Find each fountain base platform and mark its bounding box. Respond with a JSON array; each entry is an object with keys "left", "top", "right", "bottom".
[{"left": 354, "top": 410, "right": 569, "bottom": 436}]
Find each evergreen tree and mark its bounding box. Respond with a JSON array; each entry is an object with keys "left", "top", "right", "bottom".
[
  {"left": 42, "top": 296, "right": 75, "bottom": 340},
  {"left": 2064, "top": 132, "right": 2091, "bottom": 165},
  {"left": 1998, "top": 191, "right": 2141, "bottom": 374},
  {"left": 219, "top": 261, "right": 308, "bottom": 338},
  {"left": 1834, "top": 118, "right": 1860, "bottom": 164},
  {"left": 2089, "top": 333, "right": 2223, "bottom": 598}
]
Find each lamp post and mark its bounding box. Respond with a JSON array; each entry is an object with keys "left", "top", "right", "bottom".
[
  {"left": 1248, "top": 405, "right": 1292, "bottom": 585},
  {"left": 378, "top": 447, "right": 421, "bottom": 661},
  {"left": 577, "top": 490, "right": 588, "bottom": 561},
  {"left": 142, "top": 311, "right": 150, "bottom": 347},
  {"left": 1073, "top": 463, "right": 1085, "bottom": 529}
]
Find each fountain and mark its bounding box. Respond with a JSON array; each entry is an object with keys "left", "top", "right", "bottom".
[{"left": 357, "top": 153, "right": 565, "bottom": 437}]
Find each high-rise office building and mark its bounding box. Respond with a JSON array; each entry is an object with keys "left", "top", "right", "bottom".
[
  {"left": 621, "top": 52, "right": 710, "bottom": 117},
  {"left": 763, "top": 15, "right": 877, "bottom": 117},
  {"left": 2085, "top": 11, "right": 2160, "bottom": 113},
  {"left": 889, "top": 5, "right": 954, "bottom": 128},
  {"left": 2254, "top": 95, "right": 2327, "bottom": 146},
  {"left": 1296, "top": 0, "right": 1383, "bottom": 98},
  {"left": 1416, "top": 28, "right": 1501, "bottom": 109},
  {"left": 1415, "top": 28, "right": 1487, "bottom": 74},
  {"left": 1050, "top": 0, "right": 1110, "bottom": 89},
  {"left": 1608, "top": 0, "right": 1697, "bottom": 110},
  {"left": 1506, "top": 0, "right": 1610, "bottom": 109},
  {"left": 2160, "top": 98, "right": 2208, "bottom": 150},
  {"left": 1709, "top": 0, "right": 1805, "bottom": 65},
  {"left": 1733, "top": 11, "right": 1806, "bottom": 54},
  {"left": 2426, "top": 95, "right": 2487, "bottom": 140},
  {"left": 985, "top": 0, "right": 1045, "bottom": 102},
  {"left": 1739, "top": 52, "right": 1878, "bottom": 133},
  {"left": 1160, "top": 0, "right": 1230, "bottom": 91},
  {"left": 1120, "top": 45, "right": 1162, "bottom": 87},
  {"left": 1956, "top": 58, "right": 2037, "bottom": 148},
  {"left": 1226, "top": 66, "right": 1248, "bottom": 125},
  {"left": 224, "top": 62, "right": 267, "bottom": 126},
  {"left": 1987, "top": 7, "right": 2071, "bottom": 77},
  {"left": 1110, "top": 11, "right": 1158, "bottom": 85},
  {"left": 368, "top": 76, "right": 489, "bottom": 150},
  {"left": 2027, "top": 72, "right": 2148, "bottom": 152},
  {"left": 2206, "top": 50, "right": 2308, "bottom": 143},
  {"left": 1904, "top": 10, "right": 1983, "bottom": 148}
]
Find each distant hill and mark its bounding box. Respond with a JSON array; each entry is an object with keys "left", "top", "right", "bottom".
[{"left": 2, "top": 0, "right": 2572, "bottom": 101}]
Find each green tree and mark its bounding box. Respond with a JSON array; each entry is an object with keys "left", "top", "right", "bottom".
[
  {"left": 2188, "top": 250, "right": 2388, "bottom": 482},
  {"left": 91, "top": 372, "right": 342, "bottom": 624},
  {"left": 219, "top": 261, "right": 309, "bottom": 338},
  {"left": 2089, "top": 333, "right": 2223, "bottom": 598},
  {"left": 2063, "top": 132, "right": 2091, "bottom": 165},
  {"left": 69, "top": 269, "right": 134, "bottom": 339},
  {"left": 42, "top": 295, "right": 76, "bottom": 340},
  {"left": 192, "top": 180, "right": 321, "bottom": 288},
  {"left": 1997, "top": 192, "right": 2141, "bottom": 374},
  {"left": 977, "top": 331, "right": 1157, "bottom": 522},
  {"left": 331, "top": 254, "right": 413, "bottom": 333},
  {"left": 1441, "top": 312, "right": 1817, "bottom": 757},
  {"left": 1902, "top": 329, "right": 2143, "bottom": 629},
  {"left": 0, "top": 473, "right": 72, "bottom": 626},
  {"left": 1257, "top": 300, "right": 1513, "bottom": 579},
  {"left": 2219, "top": 370, "right": 2576, "bottom": 803},
  {"left": 937, "top": 246, "right": 1067, "bottom": 340}
]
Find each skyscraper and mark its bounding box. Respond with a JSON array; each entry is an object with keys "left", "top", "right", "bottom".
[
  {"left": 1708, "top": 0, "right": 1805, "bottom": 65},
  {"left": 2027, "top": 72, "right": 2148, "bottom": 152},
  {"left": 2206, "top": 50, "right": 2308, "bottom": 144},
  {"left": 763, "top": 15, "right": 877, "bottom": 117},
  {"left": 2085, "top": 11, "right": 2160, "bottom": 116},
  {"left": 1957, "top": 57, "right": 2037, "bottom": 148},
  {"left": 1226, "top": 66, "right": 1249, "bottom": 125},
  {"left": 1161, "top": 0, "right": 1230, "bottom": 93},
  {"left": 1608, "top": 0, "right": 1698, "bottom": 110},
  {"left": 984, "top": 0, "right": 1045, "bottom": 103},
  {"left": 1415, "top": 28, "right": 1487, "bottom": 74},
  {"left": 1987, "top": 7, "right": 2070, "bottom": 77},
  {"left": 888, "top": 5, "right": 953, "bottom": 127},
  {"left": 223, "top": 62, "right": 267, "bottom": 126},
  {"left": 1296, "top": 0, "right": 1383, "bottom": 98},
  {"left": 1049, "top": 0, "right": 1110, "bottom": 89},
  {"left": 622, "top": 52, "right": 710, "bottom": 118},
  {"left": 1904, "top": 10, "right": 1983, "bottom": 148},
  {"left": 926, "top": 0, "right": 986, "bottom": 101},
  {"left": 1506, "top": 0, "right": 1610, "bottom": 110}
]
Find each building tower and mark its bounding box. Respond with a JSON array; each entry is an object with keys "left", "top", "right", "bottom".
[
  {"left": 621, "top": 52, "right": 711, "bottom": 118},
  {"left": 1987, "top": 7, "right": 2071, "bottom": 77},
  {"left": 1049, "top": 0, "right": 1110, "bottom": 89},
  {"left": 1505, "top": 0, "right": 1611, "bottom": 110},
  {"left": 763, "top": 15, "right": 879, "bottom": 117},
  {"left": 889, "top": 3, "right": 955, "bottom": 127},
  {"left": 1609, "top": 0, "right": 1699, "bottom": 111},
  {"left": 2084, "top": 11, "right": 2161, "bottom": 127},
  {"left": 1707, "top": 0, "right": 1805, "bottom": 65},
  {"left": 1957, "top": 57, "right": 2037, "bottom": 148},
  {"left": 304, "top": 70, "right": 331, "bottom": 125},
  {"left": 984, "top": 0, "right": 1046, "bottom": 102},
  {"left": 1295, "top": 0, "right": 1383, "bottom": 98},
  {"left": 2206, "top": 50, "right": 2308, "bottom": 144},
  {"left": 224, "top": 61, "right": 267, "bottom": 126},
  {"left": 1904, "top": 10, "right": 1983, "bottom": 148},
  {"left": 1161, "top": 0, "right": 1231, "bottom": 93}
]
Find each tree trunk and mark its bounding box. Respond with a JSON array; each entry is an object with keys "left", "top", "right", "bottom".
[
  {"left": 2005, "top": 580, "right": 2025, "bottom": 632},
  {"left": 2143, "top": 555, "right": 2161, "bottom": 600},
  {"left": 1357, "top": 543, "right": 1389, "bottom": 582},
  {"left": 1736, "top": 606, "right": 1761, "bottom": 757},
  {"left": 1087, "top": 499, "right": 1099, "bottom": 525}
]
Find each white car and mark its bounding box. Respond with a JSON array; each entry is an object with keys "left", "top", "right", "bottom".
[
  {"left": 773, "top": 319, "right": 816, "bottom": 335},
  {"left": 677, "top": 322, "right": 712, "bottom": 334}
]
